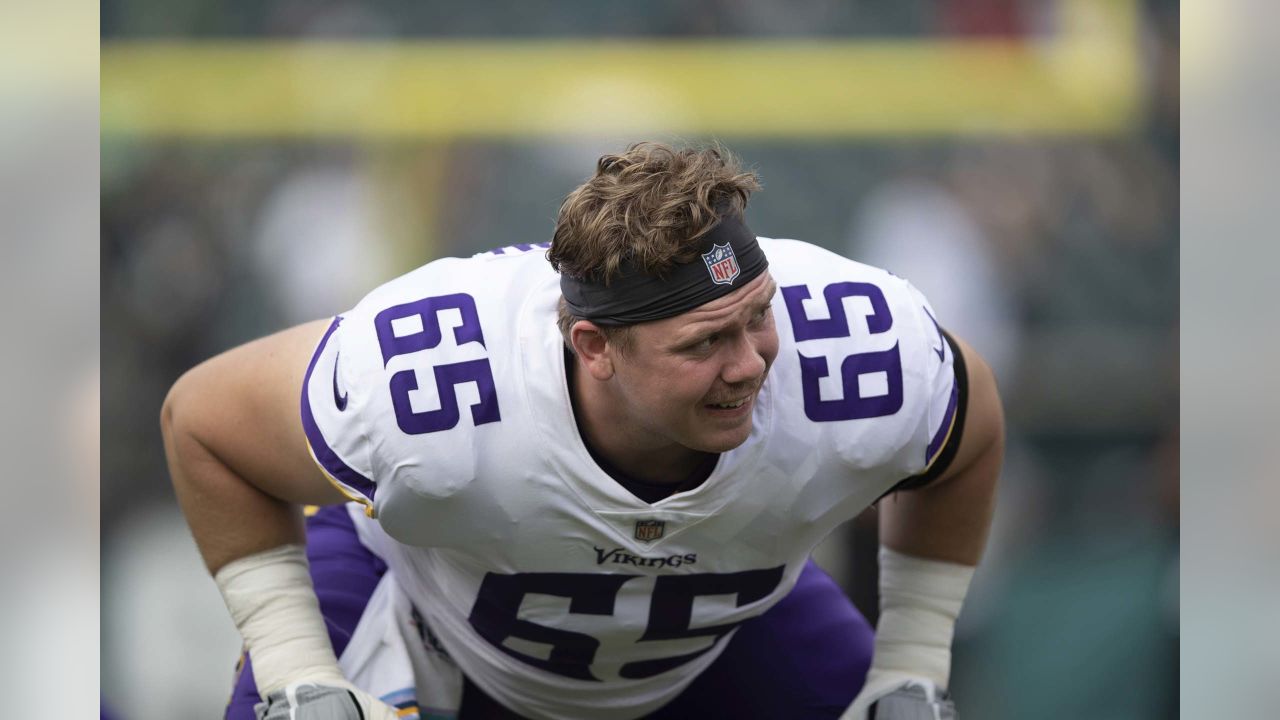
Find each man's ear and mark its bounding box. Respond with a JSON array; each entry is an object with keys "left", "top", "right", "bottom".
[{"left": 570, "top": 321, "right": 615, "bottom": 381}]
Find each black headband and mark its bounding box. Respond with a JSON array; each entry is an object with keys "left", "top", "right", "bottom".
[{"left": 560, "top": 213, "right": 769, "bottom": 326}]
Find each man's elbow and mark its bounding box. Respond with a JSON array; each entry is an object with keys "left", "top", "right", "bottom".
[
  {"left": 160, "top": 365, "right": 214, "bottom": 478},
  {"left": 160, "top": 368, "right": 197, "bottom": 445},
  {"left": 160, "top": 377, "right": 179, "bottom": 441}
]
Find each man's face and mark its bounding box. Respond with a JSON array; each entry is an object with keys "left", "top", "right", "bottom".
[{"left": 607, "top": 272, "right": 780, "bottom": 455}]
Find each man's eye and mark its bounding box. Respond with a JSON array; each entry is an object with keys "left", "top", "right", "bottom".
[
  {"left": 694, "top": 334, "right": 718, "bottom": 351},
  {"left": 750, "top": 307, "right": 770, "bottom": 325}
]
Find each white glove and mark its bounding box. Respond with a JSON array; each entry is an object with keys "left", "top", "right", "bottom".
[{"left": 256, "top": 681, "right": 401, "bottom": 720}]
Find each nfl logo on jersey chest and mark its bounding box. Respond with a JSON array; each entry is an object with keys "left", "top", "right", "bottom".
[
  {"left": 634, "top": 519, "right": 665, "bottom": 542},
  {"left": 702, "top": 243, "right": 740, "bottom": 285}
]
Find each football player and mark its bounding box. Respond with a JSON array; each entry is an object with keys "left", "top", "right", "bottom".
[{"left": 163, "top": 142, "right": 1003, "bottom": 719}]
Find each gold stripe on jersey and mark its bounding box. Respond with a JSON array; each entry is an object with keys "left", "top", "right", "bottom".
[{"left": 306, "top": 448, "right": 377, "bottom": 518}]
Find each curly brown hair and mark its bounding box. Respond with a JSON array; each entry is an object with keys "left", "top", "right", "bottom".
[{"left": 548, "top": 141, "right": 762, "bottom": 348}]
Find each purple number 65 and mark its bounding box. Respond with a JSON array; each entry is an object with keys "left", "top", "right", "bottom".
[
  {"left": 374, "top": 293, "right": 501, "bottom": 435},
  {"left": 781, "top": 282, "right": 903, "bottom": 422}
]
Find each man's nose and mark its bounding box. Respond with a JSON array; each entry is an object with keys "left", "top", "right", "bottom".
[{"left": 721, "top": 334, "right": 767, "bottom": 386}]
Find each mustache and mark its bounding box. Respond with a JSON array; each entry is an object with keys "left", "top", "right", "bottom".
[{"left": 704, "top": 378, "right": 765, "bottom": 405}]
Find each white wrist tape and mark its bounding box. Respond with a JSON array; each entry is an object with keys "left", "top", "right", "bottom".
[
  {"left": 869, "top": 547, "right": 975, "bottom": 690},
  {"left": 214, "top": 544, "right": 347, "bottom": 696}
]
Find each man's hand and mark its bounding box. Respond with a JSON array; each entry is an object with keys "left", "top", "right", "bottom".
[
  {"left": 256, "top": 683, "right": 401, "bottom": 720},
  {"left": 844, "top": 675, "right": 956, "bottom": 720}
]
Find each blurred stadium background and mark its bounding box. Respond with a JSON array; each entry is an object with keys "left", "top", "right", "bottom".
[{"left": 101, "top": 1, "right": 1179, "bottom": 718}]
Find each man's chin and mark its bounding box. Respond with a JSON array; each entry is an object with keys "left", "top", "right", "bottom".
[{"left": 689, "top": 422, "right": 755, "bottom": 454}]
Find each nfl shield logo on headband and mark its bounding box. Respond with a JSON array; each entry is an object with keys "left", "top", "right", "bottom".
[{"left": 702, "top": 243, "right": 741, "bottom": 286}]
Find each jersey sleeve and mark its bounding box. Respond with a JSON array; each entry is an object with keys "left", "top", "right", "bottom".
[
  {"left": 298, "top": 254, "right": 530, "bottom": 524},
  {"left": 814, "top": 272, "right": 961, "bottom": 482},
  {"left": 896, "top": 279, "right": 963, "bottom": 482},
  {"left": 762, "top": 238, "right": 963, "bottom": 489},
  {"left": 301, "top": 314, "right": 380, "bottom": 515}
]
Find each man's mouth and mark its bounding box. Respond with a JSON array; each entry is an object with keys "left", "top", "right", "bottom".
[{"left": 707, "top": 397, "right": 749, "bottom": 410}]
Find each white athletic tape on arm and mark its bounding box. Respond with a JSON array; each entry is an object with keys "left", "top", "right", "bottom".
[
  {"left": 214, "top": 544, "right": 348, "bottom": 696},
  {"left": 870, "top": 546, "right": 975, "bottom": 689}
]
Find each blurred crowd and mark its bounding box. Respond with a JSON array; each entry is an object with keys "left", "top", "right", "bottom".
[{"left": 101, "top": 1, "right": 1179, "bottom": 718}]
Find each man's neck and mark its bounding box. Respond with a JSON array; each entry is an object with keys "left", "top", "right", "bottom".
[{"left": 567, "top": 353, "right": 708, "bottom": 486}]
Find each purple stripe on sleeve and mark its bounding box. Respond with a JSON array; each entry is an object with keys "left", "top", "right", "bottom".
[
  {"left": 925, "top": 380, "right": 960, "bottom": 465},
  {"left": 301, "top": 317, "right": 378, "bottom": 503}
]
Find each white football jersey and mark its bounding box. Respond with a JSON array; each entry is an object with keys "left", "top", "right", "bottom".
[{"left": 301, "top": 237, "right": 960, "bottom": 720}]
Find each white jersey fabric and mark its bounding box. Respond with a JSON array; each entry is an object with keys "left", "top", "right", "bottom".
[{"left": 301, "top": 237, "right": 960, "bottom": 720}]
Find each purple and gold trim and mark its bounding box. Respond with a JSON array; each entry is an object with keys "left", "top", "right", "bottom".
[{"left": 924, "top": 380, "right": 960, "bottom": 468}]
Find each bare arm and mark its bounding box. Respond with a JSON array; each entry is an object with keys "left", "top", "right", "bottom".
[
  {"left": 160, "top": 319, "right": 347, "bottom": 574},
  {"left": 844, "top": 333, "right": 1004, "bottom": 719},
  {"left": 879, "top": 332, "right": 1004, "bottom": 564},
  {"left": 160, "top": 321, "right": 400, "bottom": 716}
]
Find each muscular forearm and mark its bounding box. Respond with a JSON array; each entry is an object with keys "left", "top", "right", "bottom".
[
  {"left": 162, "top": 385, "right": 334, "bottom": 696},
  {"left": 159, "top": 324, "right": 382, "bottom": 703},
  {"left": 866, "top": 463, "right": 995, "bottom": 694},
  {"left": 863, "top": 447, "right": 998, "bottom": 692},
  {"left": 161, "top": 398, "right": 304, "bottom": 573}
]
